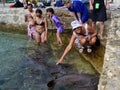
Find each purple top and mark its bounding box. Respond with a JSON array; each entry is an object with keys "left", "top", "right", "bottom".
[{"left": 51, "top": 14, "right": 64, "bottom": 28}]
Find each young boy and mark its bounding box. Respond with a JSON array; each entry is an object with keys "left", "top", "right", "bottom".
[
  {"left": 27, "top": 15, "right": 36, "bottom": 41},
  {"left": 46, "top": 8, "right": 64, "bottom": 46}
]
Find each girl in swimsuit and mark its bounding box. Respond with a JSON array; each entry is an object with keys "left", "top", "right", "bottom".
[
  {"left": 34, "top": 9, "right": 48, "bottom": 45},
  {"left": 46, "top": 8, "right": 65, "bottom": 46}
]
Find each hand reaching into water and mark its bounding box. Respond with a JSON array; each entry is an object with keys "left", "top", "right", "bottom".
[{"left": 56, "top": 58, "right": 63, "bottom": 65}]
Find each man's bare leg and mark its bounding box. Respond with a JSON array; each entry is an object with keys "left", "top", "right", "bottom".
[{"left": 100, "top": 21, "right": 105, "bottom": 40}]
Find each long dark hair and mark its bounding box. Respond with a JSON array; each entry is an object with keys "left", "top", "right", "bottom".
[
  {"left": 46, "top": 8, "right": 54, "bottom": 14},
  {"left": 36, "top": 9, "right": 43, "bottom": 18}
]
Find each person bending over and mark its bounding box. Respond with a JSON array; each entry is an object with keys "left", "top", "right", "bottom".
[
  {"left": 64, "top": 0, "right": 89, "bottom": 24},
  {"left": 46, "top": 8, "right": 65, "bottom": 46}
]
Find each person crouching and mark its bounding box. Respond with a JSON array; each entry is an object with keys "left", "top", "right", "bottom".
[
  {"left": 71, "top": 20, "right": 97, "bottom": 53},
  {"left": 56, "top": 20, "right": 97, "bottom": 65}
]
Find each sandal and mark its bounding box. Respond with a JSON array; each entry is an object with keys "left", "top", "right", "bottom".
[
  {"left": 87, "top": 46, "right": 92, "bottom": 53},
  {"left": 79, "top": 47, "right": 84, "bottom": 53}
]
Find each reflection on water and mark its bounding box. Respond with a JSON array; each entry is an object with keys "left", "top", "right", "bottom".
[{"left": 0, "top": 31, "right": 101, "bottom": 90}]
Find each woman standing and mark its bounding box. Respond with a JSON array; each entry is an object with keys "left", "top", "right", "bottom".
[
  {"left": 35, "top": 9, "right": 48, "bottom": 45},
  {"left": 89, "top": 0, "right": 107, "bottom": 40}
]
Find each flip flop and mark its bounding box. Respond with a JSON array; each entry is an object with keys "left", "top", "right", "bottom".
[
  {"left": 87, "top": 46, "right": 92, "bottom": 53},
  {"left": 79, "top": 47, "right": 84, "bottom": 53}
]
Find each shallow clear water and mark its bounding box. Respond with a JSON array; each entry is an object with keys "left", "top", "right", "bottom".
[{"left": 0, "top": 31, "right": 100, "bottom": 90}]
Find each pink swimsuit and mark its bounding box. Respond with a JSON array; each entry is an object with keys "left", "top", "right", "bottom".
[{"left": 28, "top": 25, "right": 36, "bottom": 37}]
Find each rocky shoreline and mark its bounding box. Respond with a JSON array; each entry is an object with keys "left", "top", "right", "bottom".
[{"left": 0, "top": 6, "right": 120, "bottom": 90}]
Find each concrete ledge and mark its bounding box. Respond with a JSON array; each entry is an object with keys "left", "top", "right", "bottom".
[{"left": 0, "top": 8, "right": 74, "bottom": 29}]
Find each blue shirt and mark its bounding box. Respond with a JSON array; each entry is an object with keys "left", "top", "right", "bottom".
[
  {"left": 71, "top": 0, "right": 89, "bottom": 3},
  {"left": 68, "top": 1, "right": 88, "bottom": 23}
]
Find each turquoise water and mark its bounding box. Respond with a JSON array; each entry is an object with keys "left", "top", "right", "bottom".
[{"left": 0, "top": 31, "right": 99, "bottom": 90}]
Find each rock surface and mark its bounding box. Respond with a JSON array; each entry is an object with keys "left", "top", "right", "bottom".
[
  {"left": 0, "top": 8, "right": 74, "bottom": 29},
  {"left": 98, "top": 10, "right": 120, "bottom": 90}
]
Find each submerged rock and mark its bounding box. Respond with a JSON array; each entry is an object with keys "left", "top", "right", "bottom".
[
  {"left": 47, "top": 73, "right": 99, "bottom": 90},
  {"left": 0, "top": 80, "right": 6, "bottom": 85}
]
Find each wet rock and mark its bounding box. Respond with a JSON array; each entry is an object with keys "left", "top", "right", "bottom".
[{"left": 47, "top": 73, "right": 99, "bottom": 90}]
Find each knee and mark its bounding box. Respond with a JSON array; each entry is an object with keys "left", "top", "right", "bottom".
[
  {"left": 80, "top": 38, "right": 86, "bottom": 46},
  {"left": 89, "top": 37, "right": 96, "bottom": 45}
]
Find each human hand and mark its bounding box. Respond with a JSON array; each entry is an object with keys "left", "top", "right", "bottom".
[
  {"left": 56, "top": 58, "right": 63, "bottom": 65},
  {"left": 88, "top": 35, "right": 91, "bottom": 40},
  {"left": 86, "top": 35, "right": 91, "bottom": 41},
  {"left": 89, "top": 5, "right": 93, "bottom": 10}
]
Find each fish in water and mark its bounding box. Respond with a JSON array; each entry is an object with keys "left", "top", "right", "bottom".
[{"left": 47, "top": 73, "right": 99, "bottom": 90}]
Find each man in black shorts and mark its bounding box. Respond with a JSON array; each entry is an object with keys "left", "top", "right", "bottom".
[{"left": 89, "top": 0, "right": 107, "bottom": 40}]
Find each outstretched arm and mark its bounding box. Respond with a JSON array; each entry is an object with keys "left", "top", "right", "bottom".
[{"left": 56, "top": 34, "right": 76, "bottom": 65}]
